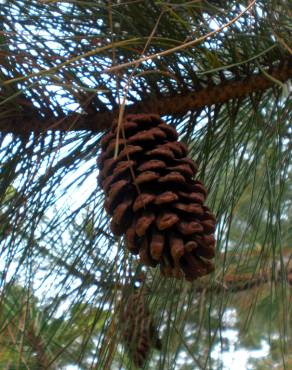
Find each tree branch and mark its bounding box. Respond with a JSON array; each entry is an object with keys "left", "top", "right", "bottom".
[
  {"left": 1, "top": 60, "right": 291, "bottom": 134},
  {"left": 26, "top": 322, "right": 52, "bottom": 370},
  {"left": 39, "top": 242, "right": 292, "bottom": 295},
  {"left": 194, "top": 266, "right": 292, "bottom": 294}
]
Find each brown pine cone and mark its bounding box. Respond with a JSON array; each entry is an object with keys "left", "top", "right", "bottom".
[
  {"left": 98, "top": 113, "right": 216, "bottom": 281},
  {"left": 121, "top": 289, "right": 162, "bottom": 368}
]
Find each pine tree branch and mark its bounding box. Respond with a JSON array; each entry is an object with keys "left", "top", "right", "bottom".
[
  {"left": 26, "top": 322, "right": 52, "bottom": 370},
  {"left": 0, "top": 60, "right": 291, "bottom": 134},
  {"left": 39, "top": 241, "right": 292, "bottom": 295},
  {"left": 194, "top": 266, "right": 292, "bottom": 294},
  {"left": 38, "top": 246, "right": 101, "bottom": 288}
]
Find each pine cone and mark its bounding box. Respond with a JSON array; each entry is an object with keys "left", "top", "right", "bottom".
[
  {"left": 98, "top": 113, "right": 216, "bottom": 281},
  {"left": 121, "top": 289, "right": 161, "bottom": 368}
]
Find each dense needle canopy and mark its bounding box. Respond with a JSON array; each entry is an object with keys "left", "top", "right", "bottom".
[{"left": 0, "top": 0, "right": 291, "bottom": 369}]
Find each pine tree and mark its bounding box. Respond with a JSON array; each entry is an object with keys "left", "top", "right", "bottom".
[{"left": 0, "top": 0, "right": 291, "bottom": 368}]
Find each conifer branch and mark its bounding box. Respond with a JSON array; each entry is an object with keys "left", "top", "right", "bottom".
[{"left": 0, "top": 60, "right": 291, "bottom": 134}]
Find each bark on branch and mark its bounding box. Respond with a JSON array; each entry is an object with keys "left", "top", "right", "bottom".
[
  {"left": 0, "top": 60, "right": 291, "bottom": 134},
  {"left": 193, "top": 266, "right": 292, "bottom": 294}
]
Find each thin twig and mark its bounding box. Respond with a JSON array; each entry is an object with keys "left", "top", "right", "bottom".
[{"left": 104, "top": 0, "right": 257, "bottom": 74}]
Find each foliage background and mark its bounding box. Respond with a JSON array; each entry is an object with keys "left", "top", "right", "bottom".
[{"left": 0, "top": 0, "right": 291, "bottom": 369}]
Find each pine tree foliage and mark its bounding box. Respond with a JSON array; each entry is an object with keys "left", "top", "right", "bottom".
[{"left": 0, "top": 0, "right": 291, "bottom": 368}]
